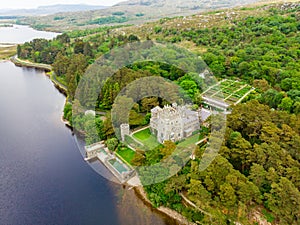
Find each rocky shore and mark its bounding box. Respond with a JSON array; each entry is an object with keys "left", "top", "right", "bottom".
[{"left": 134, "top": 186, "right": 196, "bottom": 225}]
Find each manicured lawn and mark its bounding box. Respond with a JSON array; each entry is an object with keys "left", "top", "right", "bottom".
[
  {"left": 116, "top": 147, "right": 135, "bottom": 165},
  {"left": 178, "top": 133, "right": 203, "bottom": 148},
  {"left": 133, "top": 128, "right": 152, "bottom": 140},
  {"left": 124, "top": 135, "right": 143, "bottom": 149},
  {"left": 133, "top": 128, "right": 161, "bottom": 150}
]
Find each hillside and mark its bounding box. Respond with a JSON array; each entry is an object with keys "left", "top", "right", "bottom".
[
  {"left": 17, "top": 0, "right": 259, "bottom": 32},
  {"left": 0, "top": 4, "right": 107, "bottom": 16}
]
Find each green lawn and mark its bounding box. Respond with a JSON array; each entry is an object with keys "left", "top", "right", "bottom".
[
  {"left": 133, "top": 128, "right": 161, "bottom": 150},
  {"left": 116, "top": 147, "right": 135, "bottom": 165},
  {"left": 132, "top": 128, "right": 206, "bottom": 151},
  {"left": 177, "top": 134, "right": 202, "bottom": 148},
  {"left": 124, "top": 135, "right": 143, "bottom": 149},
  {"left": 133, "top": 128, "right": 152, "bottom": 140}
]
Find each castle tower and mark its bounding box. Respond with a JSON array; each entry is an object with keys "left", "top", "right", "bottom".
[{"left": 120, "top": 124, "right": 130, "bottom": 141}]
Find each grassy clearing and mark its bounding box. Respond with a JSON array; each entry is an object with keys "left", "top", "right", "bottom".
[
  {"left": 0, "top": 46, "right": 16, "bottom": 59},
  {"left": 116, "top": 147, "right": 135, "bottom": 165},
  {"left": 133, "top": 128, "right": 161, "bottom": 150}
]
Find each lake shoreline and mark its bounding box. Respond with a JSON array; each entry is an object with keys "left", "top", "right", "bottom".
[
  {"left": 134, "top": 186, "right": 196, "bottom": 225},
  {"left": 11, "top": 55, "right": 52, "bottom": 72},
  {"left": 11, "top": 56, "right": 193, "bottom": 225},
  {"left": 10, "top": 56, "right": 68, "bottom": 96}
]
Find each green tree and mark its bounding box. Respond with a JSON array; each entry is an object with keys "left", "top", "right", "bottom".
[
  {"left": 74, "top": 39, "right": 84, "bottom": 54},
  {"left": 141, "top": 97, "right": 159, "bottom": 112},
  {"left": 188, "top": 179, "right": 211, "bottom": 206},
  {"left": 84, "top": 115, "right": 100, "bottom": 145},
  {"left": 131, "top": 150, "right": 145, "bottom": 166},
  {"left": 249, "top": 163, "right": 269, "bottom": 193},
  {"left": 53, "top": 52, "right": 70, "bottom": 76},
  {"left": 106, "top": 138, "right": 119, "bottom": 151},
  {"left": 279, "top": 97, "right": 293, "bottom": 112},
  {"left": 165, "top": 175, "right": 186, "bottom": 194},
  {"left": 219, "top": 183, "right": 236, "bottom": 209},
  {"left": 265, "top": 177, "right": 300, "bottom": 224},
  {"left": 63, "top": 102, "right": 72, "bottom": 124},
  {"left": 83, "top": 42, "right": 94, "bottom": 58},
  {"left": 160, "top": 141, "right": 176, "bottom": 159}
]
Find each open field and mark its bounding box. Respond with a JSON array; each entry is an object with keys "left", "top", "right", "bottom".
[{"left": 0, "top": 45, "right": 16, "bottom": 59}]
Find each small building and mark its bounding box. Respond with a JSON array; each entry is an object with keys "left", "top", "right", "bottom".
[
  {"left": 120, "top": 123, "right": 130, "bottom": 141},
  {"left": 85, "top": 141, "right": 106, "bottom": 160},
  {"left": 150, "top": 103, "right": 200, "bottom": 143}
]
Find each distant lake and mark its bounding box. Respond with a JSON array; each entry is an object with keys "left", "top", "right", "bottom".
[
  {"left": 0, "top": 26, "right": 172, "bottom": 225},
  {"left": 0, "top": 24, "right": 59, "bottom": 44}
]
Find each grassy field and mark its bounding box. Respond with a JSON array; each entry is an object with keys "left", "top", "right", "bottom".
[
  {"left": 133, "top": 128, "right": 161, "bottom": 150},
  {"left": 0, "top": 45, "right": 16, "bottom": 60},
  {"left": 116, "top": 147, "right": 135, "bottom": 165}
]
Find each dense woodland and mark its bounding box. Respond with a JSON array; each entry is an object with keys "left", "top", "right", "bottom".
[
  {"left": 17, "top": 3, "right": 300, "bottom": 224},
  {"left": 142, "top": 100, "right": 300, "bottom": 224}
]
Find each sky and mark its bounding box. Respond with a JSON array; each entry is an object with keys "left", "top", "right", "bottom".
[{"left": 0, "top": 0, "right": 124, "bottom": 9}]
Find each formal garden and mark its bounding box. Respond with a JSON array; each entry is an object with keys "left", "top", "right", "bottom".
[{"left": 202, "top": 79, "right": 255, "bottom": 105}]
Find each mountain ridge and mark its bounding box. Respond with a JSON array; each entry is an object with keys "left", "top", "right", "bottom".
[
  {"left": 0, "top": 4, "right": 107, "bottom": 16},
  {"left": 16, "top": 0, "right": 260, "bottom": 32}
]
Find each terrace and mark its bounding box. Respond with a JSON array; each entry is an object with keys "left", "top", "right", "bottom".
[{"left": 85, "top": 141, "right": 135, "bottom": 183}]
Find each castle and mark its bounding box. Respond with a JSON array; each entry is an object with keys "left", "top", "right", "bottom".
[{"left": 150, "top": 103, "right": 200, "bottom": 143}]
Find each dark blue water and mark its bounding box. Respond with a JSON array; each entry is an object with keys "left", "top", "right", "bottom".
[{"left": 0, "top": 61, "right": 171, "bottom": 225}]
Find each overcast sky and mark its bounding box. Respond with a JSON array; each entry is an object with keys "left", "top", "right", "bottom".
[{"left": 0, "top": 0, "right": 124, "bottom": 9}]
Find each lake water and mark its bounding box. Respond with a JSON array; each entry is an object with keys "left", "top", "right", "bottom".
[
  {"left": 0, "top": 26, "right": 172, "bottom": 225},
  {"left": 0, "top": 25, "right": 59, "bottom": 44}
]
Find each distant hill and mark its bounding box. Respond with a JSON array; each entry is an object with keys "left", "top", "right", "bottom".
[
  {"left": 17, "top": 0, "right": 259, "bottom": 32},
  {"left": 0, "top": 4, "right": 107, "bottom": 16}
]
